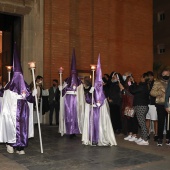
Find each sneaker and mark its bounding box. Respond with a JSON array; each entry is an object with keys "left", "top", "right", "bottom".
[
  {"left": 16, "top": 150, "right": 25, "bottom": 155},
  {"left": 137, "top": 139, "right": 149, "bottom": 145},
  {"left": 135, "top": 137, "right": 143, "bottom": 143},
  {"left": 7, "top": 145, "right": 14, "bottom": 153},
  {"left": 157, "top": 139, "right": 163, "bottom": 146},
  {"left": 154, "top": 135, "right": 158, "bottom": 142},
  {"left": 16, "top": 150, "right": 20, "bottom": 154},
  {"left": 128, "top": 136, "right": 138, "bottom": 142},
  {"left": 166, "top": 139, "right": 170, "bottom": 146},
  {"left": 124, "top": 135, "right": 132, "bottom": 140}
]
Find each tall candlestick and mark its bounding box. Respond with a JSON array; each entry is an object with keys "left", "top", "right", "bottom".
[
  {"left": 59, "top": 66, "right": 64, "bottom": 134},
  {"left": 90, "top": 64, "right": 96, "bottom": 145},
  {"left": 28, "top": 62, "right": 43, "bottom": 153}
]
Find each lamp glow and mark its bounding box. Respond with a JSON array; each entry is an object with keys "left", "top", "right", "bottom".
[
  {"left": 28, "top": 62, "right": 36, "bottom": 68},
  {"left": 6, "top": 66, "right": 12, "bottom": 82},
  {"left": 6, "top": 66, "right": 12, "bottom": 72},
  {"left": 90, "top": 64, "right": 96, "bottom": 71},
  {"left": 59, "top": 67, "right": 64, "bottom": 73}
]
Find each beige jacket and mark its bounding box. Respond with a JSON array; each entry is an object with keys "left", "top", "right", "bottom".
[{"left": 150, "top": 80, "right": 168, "bottom": 104}]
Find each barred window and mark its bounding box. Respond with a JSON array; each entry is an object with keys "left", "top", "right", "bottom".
[
  {"left": 157, "top": 12, "right": 165, "bottom": 22},
  {"left": 157, "top": 44, "right": 165, "bottom": 54}
]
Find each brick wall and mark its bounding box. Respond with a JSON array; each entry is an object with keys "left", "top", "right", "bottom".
[{"left": 44, "top": 0, "right": 153, "bottom": 88}]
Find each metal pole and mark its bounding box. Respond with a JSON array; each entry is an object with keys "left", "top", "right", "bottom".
[
  {"left": 59, "top": 72, "right": 62, "bottom": 96},
  {"left": 31, "top": 68, "right": 43, "bottom": 153},
  {"left": 91, "top": 69, "right": 95, "bottom": 145}
]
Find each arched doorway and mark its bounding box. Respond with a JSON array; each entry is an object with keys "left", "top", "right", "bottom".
[{"left": 0, "top": 13, "right": 21, "bottom": 86}]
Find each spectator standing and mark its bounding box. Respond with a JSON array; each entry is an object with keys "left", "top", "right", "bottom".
[
  {"left": 150, "top": 69, "right": 170, "bottom": 146},
  {"left": 129, "top": 73, "right": 150, "bottom": 145},
  {"left": 108, "top": 72, "right": 123, "bottom": 134},
  {"left": 122, "top": 76, "right": 139, "bottom": 142},
  {"left": 146, "top": 71, "right": 158, "bottom": 141},
  {"left": 48, "top": 79, "right": 60, "bottom": 126}
]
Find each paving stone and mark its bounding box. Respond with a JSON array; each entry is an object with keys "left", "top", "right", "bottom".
[{"left": 0, "top": 125, "right": 168, "bottom": 170}]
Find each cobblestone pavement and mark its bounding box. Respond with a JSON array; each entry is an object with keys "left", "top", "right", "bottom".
[{"left": 0, "top": 125, "right": 170, "bottom": 170}]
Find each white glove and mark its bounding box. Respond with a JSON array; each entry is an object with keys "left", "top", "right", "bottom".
[
  {"left": 32, "top": 89, "right": 38, "bottom": 96},
  {"left": 58, "top": 85, "right": 62, "bottom": 91},
  {"left": 89, "top": 87, "right": 95, "bottom": 93},
  {"left": 96, "top": 101, "right": 101, "bottom": 107},
  {"left": 22, "top": 92, "right": 26, "bottom": 98}
]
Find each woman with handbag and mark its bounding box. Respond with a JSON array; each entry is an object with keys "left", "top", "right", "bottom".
[
  {"left": 129, "top": 73, "right": 150, "bottom": 145},
  {"left": 122, "top": 76, "right": 139, "bottom": 142}
]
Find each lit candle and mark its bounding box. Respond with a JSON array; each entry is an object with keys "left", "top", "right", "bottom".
[
  {"left": 28, "top": 62, "right": 36, "bottom": 68},
  {"left": 90, "top": 64, "right": 96, "bottom": 71},
  {"left": 59, "top": 67, "right": 64, "bottom": 73},
  {"left": 6, "top": 66, "right": 12, "bottom": 72}
]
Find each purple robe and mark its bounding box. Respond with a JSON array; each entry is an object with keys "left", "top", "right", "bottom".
[
  {"left": 1, "top": 43, "right": 35, "bottom": 147},
  {"left": 62, "top": 77, "right": 82, "bottom": 134},
  {"left": 11, "top": 99, "right": 29, "bottom": 147}
]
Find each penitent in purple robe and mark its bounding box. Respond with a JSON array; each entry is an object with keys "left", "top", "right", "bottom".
[
  {"left": 82, "top": 54, "right": 117, "bottom": 146},
  {"left": 90, "top": 55, "right": 105, "bottom": 144},
  {"left": 0, "top": 43, "right": 34, "bottom": 147},
  {"left": 59, "top": 49, "right": 84, "bottom": 135}
]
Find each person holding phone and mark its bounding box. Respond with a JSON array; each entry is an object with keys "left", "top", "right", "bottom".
[
  {"left": 108, "top": 72, "right": 123, "bottom": 134},
  {"left": 129, "top": 73, "right": 150, "bottom": 145}
]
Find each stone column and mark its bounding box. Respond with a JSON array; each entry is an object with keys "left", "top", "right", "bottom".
[{"left": 22, "top": 0, "right": 44, "bottom": 84}]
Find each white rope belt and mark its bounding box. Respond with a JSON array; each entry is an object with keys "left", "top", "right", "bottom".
[{"left": 66, "top": 91, "right": 77, "bottom": 95}]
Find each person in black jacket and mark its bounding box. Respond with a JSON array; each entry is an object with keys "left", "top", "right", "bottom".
[
  {"left": 108, "top": 72, "right": 123, "bottom": 134},
  {"left": 48, "top": 79, "right": 60, "bottom": 126},
  {"left": 129, "top": 73, "right": 150, "bottom": 145}
]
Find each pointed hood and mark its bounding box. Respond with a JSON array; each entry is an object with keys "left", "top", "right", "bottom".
[
  {"left": 65, "top": 49, "right": 81, "bottom": 91},
  {"left": 13, "top": 43, "right": 23, "bottom": 73},
  {"left": 94, "top": 54, "right": 106, "bottom": 107},
  {"left": 71, "top": 48, "right": 76, "bottom": 72},
  {"left": 5, "top": 43, "right": 30, "bottom": 95}
]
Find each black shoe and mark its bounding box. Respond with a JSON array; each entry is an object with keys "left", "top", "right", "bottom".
[
  {"left": 157, "top": 139, "right": 163, "bottom": 146},
  {"left": 154, "top": 135, "right": 158, "bottom": 142},
  {"left": 50, "top": 123, "right": 53, "bottom": 126},
  {"left": 115, "top": 129, "right": 121, "bottom": 134},
  {"left": 147, "top": 135, "right": 150, "bottom": 140}
]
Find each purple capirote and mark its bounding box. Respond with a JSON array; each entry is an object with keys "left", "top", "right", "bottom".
[
  {"left": 89, "top": 54, "right": 106, "bottom": 144},
  {"left": 6, "top": 43, "right": 34, "bottom": 148},
  {"left": 63, "top": 49, "right": 82, "bottom": 134}
]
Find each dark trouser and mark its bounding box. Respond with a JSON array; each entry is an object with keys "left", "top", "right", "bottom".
[
  {"left": 49, "top": 101, "right": 59, "bottom": 125},
  {"left": 156, "top": 104, "right": 170, "bottom": 140},
  {"left": 126, "top": 115, "right": 138, "bottom": 134},
  {"left": 109, "top": 104, "right": 122, "bottom": 131},
  {"left": 134, "top": 106, "right": 149, "bottom": 141}
]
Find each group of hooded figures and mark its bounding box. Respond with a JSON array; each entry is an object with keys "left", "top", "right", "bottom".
[{"left": 0, "top": 45, "right": 117, "bottom": 155}]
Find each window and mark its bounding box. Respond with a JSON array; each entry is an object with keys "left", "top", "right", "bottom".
[
  {"left": 157, "top": 12, "right": 165, "bottom": 22},
  {"left": 157, "top": 44, "right": 165, "bottom": 54}
]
